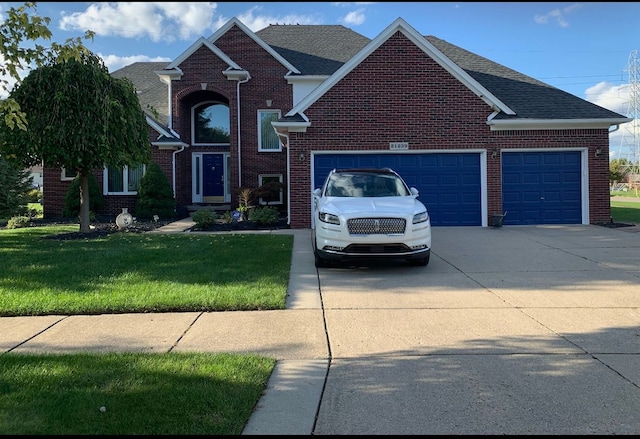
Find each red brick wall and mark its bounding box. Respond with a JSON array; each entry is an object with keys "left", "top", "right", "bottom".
[
  {"left": 170, "top": 25, "right": 293, "bottom": 210},
  {"left": 286, "top": 32, "right": 611, "bottom": 228}
]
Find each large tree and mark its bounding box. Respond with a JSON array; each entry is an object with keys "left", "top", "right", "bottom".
[
  {"left": 1, "top": 2, "right": 94, "bottom": 130},
  {"left": 0, "top": 50, "right": 151, "bottom": 232}
]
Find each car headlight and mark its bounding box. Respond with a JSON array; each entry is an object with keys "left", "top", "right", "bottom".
[
  {"left": 319, "top": 211, "right": 340, "bottom": 225},
  {"left": 413, "top": 211, "right": 429, "bottom": 224}
]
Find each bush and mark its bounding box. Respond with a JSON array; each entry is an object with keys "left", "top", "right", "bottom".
[
  {"left": 62, "top": 173, "right": 104, "bottom": 219},
  {"left": 0, "top": 155, "right": 33, "bottom": 218},
  {"left": 191, "top": 209, "right": 218, "bottom": 227},
  {"left": 26, "top": 188, "right": 42, "bottom": 203},
  {"left": 135, "top": 162, "right": 175, "bottom": 219},
  {"left": 6, "top": 215, "right": 30, "bottom": 229},
  {"left": 248, "top": 206, "right": 279, "bottom": 225}
]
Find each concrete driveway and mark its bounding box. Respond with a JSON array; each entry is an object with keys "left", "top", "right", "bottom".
[{"left": 309, "top": 225, "right": 640, "bottom": 434}]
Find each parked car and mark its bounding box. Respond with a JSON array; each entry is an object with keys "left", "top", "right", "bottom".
[{"left": 312, "top": 168, "right": 431, "bottom": 267}]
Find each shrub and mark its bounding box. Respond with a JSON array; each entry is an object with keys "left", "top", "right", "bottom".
[
  {"left": 191, "top": 209, "right": 218, "bottom": 227},
  {"left": 248, "top": 206, "right": 279, "bottom": 225},
  {"left": 135, "top": 162, "right": 175, "bottom": 219},
  {"left": 0, "top": 155, "right": 33, "bottom": 218},
  {"left": 26, "top": 188, "right": 42, "bottom": 203},
  {"left": 6, "top": 215, "right": 30, "bottom": 229},
  {"left": 62, "top": 173, "right": 104, "bottom": 218}
]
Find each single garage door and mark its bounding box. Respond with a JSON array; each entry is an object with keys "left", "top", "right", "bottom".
[
  {"left": 502, "top": 151, "right": 582, "bottom": 225},
  {"left": 313, "top": 153, "right": 481, "bottom": 226}
]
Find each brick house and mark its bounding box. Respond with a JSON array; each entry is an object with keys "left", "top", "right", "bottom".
[{"left": 42, "top": 17, "right": 630, "bottom": 228}]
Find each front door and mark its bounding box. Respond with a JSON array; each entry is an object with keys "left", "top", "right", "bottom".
[{"left": 202, "top": 153, "right": 225, "bottom": 203}]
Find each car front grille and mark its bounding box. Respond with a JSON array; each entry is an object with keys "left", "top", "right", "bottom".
[{"left": 347, "top": 218, "right": 406, "bottom": 235}]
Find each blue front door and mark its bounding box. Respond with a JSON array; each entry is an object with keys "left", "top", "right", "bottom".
[{"left": 203, "top": 154, "right": 224, "bottom": 203}]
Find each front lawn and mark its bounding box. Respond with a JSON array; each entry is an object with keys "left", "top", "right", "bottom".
[
  {"left": 0, "top": 225, "right": 293, "bottom": 434},
  {"left": 0, "top": 225, "right": 293, "bottom": 316}
]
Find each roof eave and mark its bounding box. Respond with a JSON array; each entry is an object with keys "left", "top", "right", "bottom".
[
  {"left": 272, "top": 121, "right": 311, "bottom": 133},
  {"left": 488, "top": 117, "right": 633, "bottom": 131}
]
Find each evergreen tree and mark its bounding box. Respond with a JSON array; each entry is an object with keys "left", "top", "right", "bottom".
[
  {"left": 0, "top": 154, "right": 33, "bottom": 218},
  {"left": 135, "top": 162, "right": 175, "bottom": 219}
]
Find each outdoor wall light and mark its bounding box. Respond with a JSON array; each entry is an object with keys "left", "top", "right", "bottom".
[
  {"left": 266, "top": 99, "right": 273, "bottom": 107},
  {"left": 595, "top": 147, "right": 602, "bottom": 157},
  {"left": 491, "top": 149, "right": 498, "bottom": 159},
  {"left": 299, "top": 152, "right": 305, "bottom": 161}
]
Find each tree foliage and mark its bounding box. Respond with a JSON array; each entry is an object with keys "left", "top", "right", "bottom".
[
  {"left": 0, "top": 154, "right": 33, "bottom": 218},
  {"left": 0, "top": 50, "right": 151, "bottom": 231},
  {"left": 135, "top": 162, "right": 176, "bottom": 219},
  {"left": 610, "top": 158, "right": 631, "bottom": 183},
  {"left": 0, "top": 2, "right": 94, "bottom": 131}
]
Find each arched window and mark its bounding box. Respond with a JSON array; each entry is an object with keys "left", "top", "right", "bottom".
[{"left": 193, "top": 102, "right": 230, "bottom": 144}]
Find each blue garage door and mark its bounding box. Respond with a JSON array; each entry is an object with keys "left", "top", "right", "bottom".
[
  {"left": 313, "top": 153, "right": 481, "bottom": 226},
  {"left": 502, "top": 151, "right": 582, "bottom": 225}
]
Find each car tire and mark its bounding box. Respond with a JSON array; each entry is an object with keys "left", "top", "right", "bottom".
[
  {"left": 314, "top": 252, "right": 327, "bottom": 268},
  {"left": 409, "top": 254, "right": 430, "bottom": 266}
]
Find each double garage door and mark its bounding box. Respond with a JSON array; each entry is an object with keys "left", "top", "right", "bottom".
[{"left": 313, "top": 151, "right": 582, "bottom": 226}]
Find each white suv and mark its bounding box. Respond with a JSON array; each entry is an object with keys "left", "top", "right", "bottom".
[{"left": 312, "top": 168, "right": 431, "bottom": 267}]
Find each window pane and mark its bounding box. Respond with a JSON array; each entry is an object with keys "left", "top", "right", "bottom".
[
  {"left": 195, "top": 103, "right": 229, "bottom": 143},
  {"left": 128, "top": 165, "right": 144, "bottom": 191},
  {"left": 260, "top": 111, "right": 280, "bottom": 150},
  {"left": 108, "top": 166, "right": 124, "bottom": 192}
]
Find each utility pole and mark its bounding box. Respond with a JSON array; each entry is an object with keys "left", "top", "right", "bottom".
[{"left": 619, "top": 50, "right": 640, "bottom": 177}]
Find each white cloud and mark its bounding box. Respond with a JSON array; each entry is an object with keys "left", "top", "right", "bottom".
[
  {"left": 534, "top": 3, "right": 583, "bottom": 28},
  {"left": 341, "top": 8, "right": 366, "bottom": 26},
  {"left": 99, "top": 54, "right": 172, "bottom": 73},
  {"left": 59, "top": 2, "right": 219, "bottom": 43},
  {"left": 585, "top": 81, "right": 630, "bottom": 116}
]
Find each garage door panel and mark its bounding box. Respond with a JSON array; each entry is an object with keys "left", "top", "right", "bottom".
[
  {"left": 314, "top": 153, "right": 481, "bottom": 226},
  {"left": 503, "top": 151, "right": 581, "bottom": 225}
]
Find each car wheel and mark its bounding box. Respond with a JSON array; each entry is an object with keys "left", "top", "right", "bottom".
[{"left": 409, "top": 254, "right": 430, "bottom": 266}]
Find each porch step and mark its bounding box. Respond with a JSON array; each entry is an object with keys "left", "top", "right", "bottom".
[{"left": 186, "top": 204, "right": 231, "bottom": 214}]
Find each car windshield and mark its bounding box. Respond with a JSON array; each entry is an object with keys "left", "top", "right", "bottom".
[{"left": 325, "top": 172, "right": 410, "bottom": 197}]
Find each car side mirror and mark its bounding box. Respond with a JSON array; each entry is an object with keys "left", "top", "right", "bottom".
[
  {"left": 313, "top": 188, "right": 322, "bottom": 197},
  {"left": 410, "top": 187, "right": 419, "bottom": 197}
]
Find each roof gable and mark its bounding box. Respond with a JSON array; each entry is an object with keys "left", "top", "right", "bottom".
[
  {"left": 166, "top": 36, "right": 242, "bottom": 70},
  {"left": 208, "top": 17, "right": 300, "bottom": 74},
  {"left": 286, "top": 17, "right": 514, "bottom": 119}
]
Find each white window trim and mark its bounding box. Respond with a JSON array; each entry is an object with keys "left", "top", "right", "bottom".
[
  {"left": 103, "top": 164, "right": 145, "bottom": 195},
  {"left": 191, "top": 100, "right": 230, "bottom": 147},
  {"left": 258, "top": 109, "right": 282, "bottom": 152},
  {"left": 258, "top": 174, "right": 283, "bottom": 205},
  {"left": 61, "top": 167, "right": 76, "bottom": 181}
]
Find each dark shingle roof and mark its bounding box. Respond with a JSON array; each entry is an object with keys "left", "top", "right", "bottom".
[
  {"left": 256, "top": 24, "right": 370, "bottom": 75},
  {"left": 111, "top": 61, "right": 170, "bottom": 125},
  {"left": 112, "top": 24, "right": 625, "bottom": 126},
  {"left": 425, "top": 36, "right": 625, "bottom": 120}
]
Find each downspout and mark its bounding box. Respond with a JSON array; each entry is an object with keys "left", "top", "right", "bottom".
[
  {"left": 236, "top": 76, "right": 250, "bottom": 187},
  {"left": 280, "top": 133, "right": 291, "bottom": 226}
]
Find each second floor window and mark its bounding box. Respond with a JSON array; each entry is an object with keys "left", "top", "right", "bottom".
[{"left": 193, "top": 102, "right": 230, "bottom": 145}]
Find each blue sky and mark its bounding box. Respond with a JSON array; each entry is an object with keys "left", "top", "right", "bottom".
[{"left": 2, "top": 2, "right": 639, "bottom": 159}]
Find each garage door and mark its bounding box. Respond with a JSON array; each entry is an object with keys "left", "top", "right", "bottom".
[
  {"left": 313, "top": 153, "right": 481, "bottom": 226},
  {"left": 502, "top": 151, "right": 582, "bottom": 225}
]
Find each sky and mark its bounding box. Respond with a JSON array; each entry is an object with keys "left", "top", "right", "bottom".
[{"left": 1, "top": 1, "right": 639, "bottom": 160}]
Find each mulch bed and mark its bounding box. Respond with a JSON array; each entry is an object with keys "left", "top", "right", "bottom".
[{"left": 30, "top": 216, "right": 289, "bottom": 240}]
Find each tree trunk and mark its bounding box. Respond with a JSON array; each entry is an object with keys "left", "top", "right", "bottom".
[{"left": 79, "top": 172, "right": 91, "bottom": 233}]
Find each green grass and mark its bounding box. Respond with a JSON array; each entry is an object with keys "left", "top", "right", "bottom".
[
  {"left": 0, "top": 226, "right": 293, "bottom": 316},
  {"left": 0, "top": 225, "right": 292, "bottom": 434},
  {"left": 0, "top": 352, "right": 275, "bottom": 435},
  {"left": 611, "top": 200, "right": 640, "bottom": 224}
]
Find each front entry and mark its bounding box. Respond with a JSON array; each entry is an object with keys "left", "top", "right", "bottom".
[{"left": 192, "top": 153, "right": 229, "bottom": 203}]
